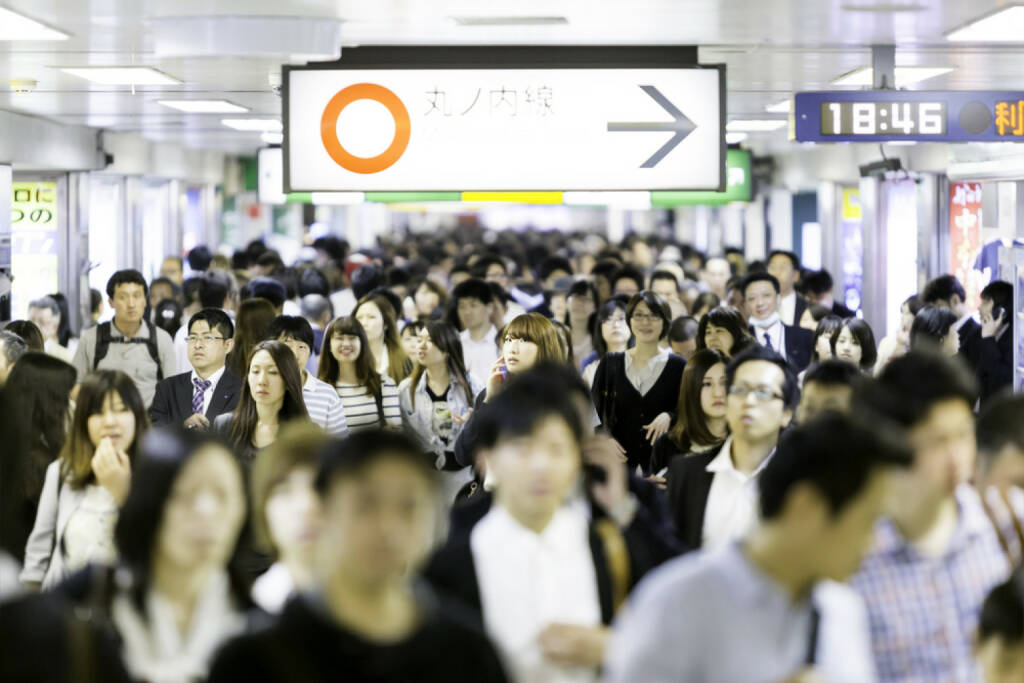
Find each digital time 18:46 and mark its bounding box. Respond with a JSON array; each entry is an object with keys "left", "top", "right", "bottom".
[{"left": 821, "top": 102, "right": 947, "bottom": 136}]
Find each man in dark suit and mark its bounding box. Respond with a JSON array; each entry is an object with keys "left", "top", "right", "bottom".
[
  {"left": 767, "top": 250, "right": 809, "bottom": 327},
  {"left": 802, "top": 269, "right": 856, "bottom": 319},
  {"left": 150, "top": 308, "right": 242, "bottom": 429},
  {"left": 742, "top": 272, "right": 814, "bottom": 372},
  {"left": 976, "top": 280, "right": 1014, "bottom": 403},
  {"left": 922, "top": 274, "right": 982, "bottom": 371},
  {"left": 666, "top": 345, "right": 796, "bottom": 550}
]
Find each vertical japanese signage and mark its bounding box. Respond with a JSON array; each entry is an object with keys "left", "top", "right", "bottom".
[
  {"left": 10, "top": 181, "right": 58, "bottom": 318},
  {"left": 949, "top": 182, "right": 984, "bottom": 311}
]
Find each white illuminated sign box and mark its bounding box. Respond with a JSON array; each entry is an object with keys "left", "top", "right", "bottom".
[{"left": 284, "top": 58, "right": 724, "bottom": 192}]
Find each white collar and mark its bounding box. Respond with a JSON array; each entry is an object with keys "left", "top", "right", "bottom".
[
  {"left": 191, "top": 365, "right": 225, "bottom": 389},
  {"left": 625, "top": 346, "right": 670, "bottom": 369},
  {"left": 706, "top": 437, "right": 774, "bottom": 477}
]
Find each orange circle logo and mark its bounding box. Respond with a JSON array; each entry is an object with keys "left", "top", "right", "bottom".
[{"left": 320, "top": 83, "right": 410, "bottom": 174}]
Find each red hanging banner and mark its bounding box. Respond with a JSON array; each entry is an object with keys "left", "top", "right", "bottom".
[{"left": 949, "top": 182, "right": 984, "bottom": 311}]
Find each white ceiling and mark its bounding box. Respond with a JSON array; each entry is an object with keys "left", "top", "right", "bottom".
[{"left": 2, "top": 0, "right": 1023, "bottom": 156}]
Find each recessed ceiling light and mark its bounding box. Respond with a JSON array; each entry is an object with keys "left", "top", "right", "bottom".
[
  {"left": 158, "top": 99, "right": 249, "bottom": 113},
  {"left": 947, "top": 5, "right": 1024, "bottom": 42},
  {"left": 59, "top": 67, "right": 182, "bottom": 85},
  {"left": 725, "top": 132, "right": 749, "bottom": 144},
  {"left": 0, "top": 8, "right": 69, "bottom": 41},
  {"left": 841, "top": 3, "right": 927, "bottom": 12},
  {"left": 765, "top": 99, "right": 791, "bottom": 113},
  {"left": 261, "top": 132, "right": 284, "bottom": 144},
  {"left": 726, "top": 120, "right": 787, "bottom": 132},
  {"left": 830, "top": 66, "right": 953, "bottom": 87},
  {"left": 222, "top": 118, "right": 282, "bottom": 132},
  {"left": 451, "top": 16, "right": 568, "bottom": 26}
]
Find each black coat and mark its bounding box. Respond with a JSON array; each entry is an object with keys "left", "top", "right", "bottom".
[
  {"left": 958, "top": 318, "right": 983, "bottom": 371},
  {"left": 149, "top": 368, "right": 243, "bottom": 427},
  {"left": 665, "top": 445, "right": 725, "bottom": 551},
  {"left": 749, "top": 324, "right": 814, "bottom": 372},
  {"left": 592, "top": 352, "right": 686, "bottom": 474},
  {"left": 977, "top": 330, "right": 1013, "bottom": 404}
]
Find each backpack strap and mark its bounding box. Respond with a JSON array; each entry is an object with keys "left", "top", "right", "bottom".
[
  {"left": 92, "top": 322, "right": 112, "bottom": 370},
  {"left": 143, "top": 320, "right": 163, "bottom": 381},
  {"left": 92, "top": 320, "right": 162, "bottom": 380}
]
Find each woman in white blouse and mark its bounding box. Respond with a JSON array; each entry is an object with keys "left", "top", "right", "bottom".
[
  {"left": 318, "top": 316, "right": 401, "bottom": 432},
  {"left": 21, "top": 370, "right": 148, "bottom": 590}
]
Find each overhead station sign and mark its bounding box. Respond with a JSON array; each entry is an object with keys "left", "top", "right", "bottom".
[
  {"left": 284, "top": 49, "right": 724, "bottom": 192},
  {"left": 794, "top": 91, "right": 1024, "bottom": 143}
]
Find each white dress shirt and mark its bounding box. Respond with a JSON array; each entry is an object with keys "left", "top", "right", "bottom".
[
  {"left": 190, "top": 366, "right": 226, "bottom": 416},
  {"left": 752, "top": 317, "right": 786, "bottom": 360},
  {"left": 779, "top": 291, "right": 797, "bottom": 326},
  {"left": 460, "top": 325, "right": 499, "bottom": 386},
  {"left": 702, "top": 437, "right": 775, "bottom": 550},
  {"left": 624, "top": 347, "right": 671, "bottom": 396},
  {"left": 472, "top": 504, "right": 602, "bottom": 683}
]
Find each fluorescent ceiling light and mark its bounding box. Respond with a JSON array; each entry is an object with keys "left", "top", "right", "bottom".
[
  {"left": 60, "top": 67, "right": 182, "bottom": 85},
  {"left": 311, "top": 192, "right": 365, "bottom": 205},
  {"left": 221, "top": 118, "right": 282, "bottom": 132},
  {"left": 726, "top": 120, "right": 787, "bottom": 132},
  {"left": 563, "top": 192, "right": 651, "bottom": 209},
  {"left": 725, "top": 132, "right": 749, "bottom": 144},
  {"left": 261, "top": 132, "right": 284, "bottom": 144},
  {"left": 886, "top": 140, "right": 918, "bottom": 146},
  {"left": 765, "top": 99, "right": 791, "bottom": 113},
  {"left": 0, "top": 8, "right": 69, "bottom": 41},
  {"left": 947, "top": 5, "right": 1024, "bottom": 42},
  {"left": 158, "top": 99, "right": 249, "bottom": 113},
  {"left": 451, "top": 16, "right": 568, "bottom": 26},
  {"left": 830, "top": 66, "right": 953, "bottom": 87},
  {"left": 841, "top": 3, "right": 927, "bottom": 11}
]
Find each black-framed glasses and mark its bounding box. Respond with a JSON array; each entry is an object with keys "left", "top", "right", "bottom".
[
  {"left": 728, "top": 384, "right": 784, "bottom": 402},
  {"left": 185, "top": 335, "right": 226, "bottom": 345}
]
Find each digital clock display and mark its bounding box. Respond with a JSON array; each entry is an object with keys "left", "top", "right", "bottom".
[{"left": 820, "top": 101, "right": 948, "bottom": 136}]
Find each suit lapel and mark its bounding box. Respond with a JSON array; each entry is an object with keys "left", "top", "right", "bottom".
[
  {"left": 206, "top": 371, "right": 241, "bottom": 418},
  {"left": 176, "top": 373, "right": 195, "bottom": 419}
]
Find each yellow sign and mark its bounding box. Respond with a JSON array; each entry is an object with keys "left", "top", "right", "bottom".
[
  {"left": 842, "top": 189, "right": 861, "bottom": 221},
  {"left": 12, "top": 181, "right": 57, "bottom": 228},
  {"left": 11, "top": 181, "right": 59, "bottom": 317},
  {"left": 995, "top": 100, "right": 1024, "bottom": 137}
]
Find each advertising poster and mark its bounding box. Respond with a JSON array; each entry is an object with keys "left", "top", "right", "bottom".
[
  {"left": 949, "top": 182, "right": 984, "bottom": 311},
  {"left": 10, "top": 181, "right": 59, "bottom": 318}
]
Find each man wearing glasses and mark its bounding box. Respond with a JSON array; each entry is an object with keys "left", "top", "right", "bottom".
[
  {"left": 149, "top": 308, "right": 242, "bottom": 429},
  {"left": 667, "top": 345, "right": 796, "bottom": 551}
]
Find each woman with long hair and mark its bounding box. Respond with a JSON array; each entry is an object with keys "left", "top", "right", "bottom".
[
  {"left": 831, "top": 317, "right": 878, "bottom": 373},
  {"left": 566, "top": 280, "right": 599, "bottom": 364},
  {"left": 910, "top": 305, "right": 961, "bottom": 356},
  {"left": 650, "top": 349, "right": 729, "bottom": 475},
  {"left": 353, "top": 292, "right": 413, "bottom": 384},
  {"left": 227, "top": 298, "right": 277, "bottom": 378},
  {"left": 217, "top": 340, "right": 309, "bottom": 462},
  {"left": 399, "top": 322, "right": 483, "bottom": 500},
  {"left": 580, "top": 296, "right": 634, "bottom": 388},
  {"left": 21, "top": 370, "right": 149, "bottom": 589},
  {"left": 593, "top": 291, "right": 686, "bottom": 475},
  {"left": 319, "top": 316, "right": 401, "bottom": 432},
  {"left": 695, "top": 307, "right": 754, "bottom": 359},
  {"left": 810, "top": 315, "right": 843, "bottom": 365},
  {"left": 60, "top": 428, "right": 254, "bottom": 682},
  {"left": 2, "top": 353, "right": 77, "bottom": 565}
]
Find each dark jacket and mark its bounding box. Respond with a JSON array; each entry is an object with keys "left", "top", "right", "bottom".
[
  {"left": 665, "top": 445, "right": 725, "bottom": 551},
  {"left": 750, "top": 324, "right": 814, "bottom": 372},
  {"left": 592, "top": 352, "right": 686, "bottom": 474},
  {"left": 958, "top": 318, "right": 983, "bottom": 371},
  {"left": 831, "top": 301, "right": 856, "bottom": 318},
  {"left": 977, "top": 330, "right": 1013, "bottom": 404},
  {"left": 208, "top": 593, "right": 508, "bottom": 683},
  {"left": 149, "top": 368, "right": 242, "bottom": 427},
  {"left": 453, "top": 391, "right": 489, "bottom": 469}
]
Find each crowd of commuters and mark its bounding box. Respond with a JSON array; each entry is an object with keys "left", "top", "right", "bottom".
[{"left": 0, "top": 228, "right": 1021, "bottom": 683}]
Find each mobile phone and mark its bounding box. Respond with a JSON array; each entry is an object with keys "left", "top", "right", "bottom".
[
  {"left": 993, "top": 306, "right": 1005, "bottom": 321},
  {"left": 499, "top": 362, "right": 508, "bottom": 380}
]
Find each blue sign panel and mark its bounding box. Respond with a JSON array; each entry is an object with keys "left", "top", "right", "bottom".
[{"left": 794, "top": 91, "right": 1024, "bottom": 143}]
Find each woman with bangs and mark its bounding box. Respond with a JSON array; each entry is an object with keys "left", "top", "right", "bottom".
[
  {"left": 593, "top": 292, "right": 686, "bottom": 476},
  {"left": 695, "top": 306, "right": 755, "bottom": 360},
  {"left": 580, "top": 296, "right": 634, "bottom": 388},
  {"left": 21, "top": 370, "right": 149, "bottom": 589},
  {"left": 353, "top": 292, "right": 414, "bottom": 384},
  {"left": 319, "top": 316, "right": 401, "bottom": 432}
]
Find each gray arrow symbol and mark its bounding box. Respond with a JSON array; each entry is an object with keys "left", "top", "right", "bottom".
[{"left": 607, "top": 85, "right": 697, "bottom": 168}]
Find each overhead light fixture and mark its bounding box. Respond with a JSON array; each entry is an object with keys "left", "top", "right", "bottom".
[
  {"left": 151, "top": 16, "right": 342, "bottom": 59},
  {"left": 765, "top": 99, "right": 791, "bottom": 113},
  {"left": 451, "top": 16, "right": 568, "bottom": 26},
  {"left": 946, "top": 5, "right": 1024, "bottom": 42},
  {"left": 726, "top": 120, "right": 787, "bottom": 132},
  {"left": 886, "top": 140, "right": 918, "bottom": 146},
  {"left": 221, "top": 118, "right": 282, "bottom": 132},
  {"left": 830, "top": 66, "right": 953, "bottom": 87},
  {"left": 841, "top": 3, "right": 927, "bottom": 11},
  {"left": 311, "top": 192, "right": 365, "bottom": 205},
  {"left": 59, "top": 66, "right": 182, "bottom": 85},
  {"left": 725, "top": 132, "right": 749, "bottom": 144},
  {"left": 261, "top": 132, "right": 284, "bottom": 144},
  {"left": 158, "top": 99, "right": 249, "bottom": 113},
  {"left": 0, "top": 8, "right": 70, "bottom": 41}
]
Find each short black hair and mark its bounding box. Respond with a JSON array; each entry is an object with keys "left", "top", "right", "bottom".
[
  {"left": 298, "top": 268, "right": 330, "bottom": 298},
  {"left": 981, "top": 280, "right": 1013, "bottom": 318},
  {"left": 386, "top": 266, "right": 411, "bottom": 288},
  {"left": 265, "top": 315, "right": 315, "bottom": 350},
  {"left": 256, "top": 251, "right": 284, "bottom": 270},
  {"left": 668, "top": 316, "right": 699, "bottom": 343},
  {"left": 742, "top": 272, "right": 781, "bottom": 296},
  {"left": 978, "top": 569, "right": 1024, "bottom": 644},
  {"left": 831, "top": 318, "right": 878, "bottom": 371},
  {"left": 803, "top": 359, "right": 860, "bottom": 388},
  {"left": 591, "top": 259, "right": 620, "bottom": 281},
  {"left": 351, "top": 264, "right": 385, "bottom": 301},
  {"left": 198, "top": 271, "right": 231, "bottom": 309},
  {"left": 922, "top": 274, "right": 966, "bottom": 305},
  {"left": 245, "top": 277, "right": 287, "bottom": 309},
  {"left": 471, "top": 255, "right": 507, "bottom": 279},
  {"left": 854, "top": 349, "right": 978, "bottom": 430},
  {"left": 759, "top": 412, "right": 911, "bottom": 520},
  {"left": 89, "top": 288, "right": 103, "bottom": 314},
  {"left": 910, "top": 305, "right": 959, "bottom": 350},
  {"left": 487, "top": 281, "right": 509, "bottom": 305},
  {"left": 976, "top": 394, "right": 1024, "bottom": 466},
  {"left": 768, "top": 250, "right": 801, "bottom": 270},
  {"left": 106, "top": 269, "right": 148, "bottom": 298},
  {"left": 802, "top": 269, "right": 834, "bottom": 296},
  {"left": 149, "top": 276, "right": 177, "bottom": 293},
  {"left": 315, "top": 429, "right": 435, "bottom": 494},
  {"left": 453, "top": 278, "right": 494, "bottom": 306},
  {"left": 726, "top": 344, "right": 798, "bottom": 409},
  {"left": 475, "top": 368, "right": 584, "bottom": 451},
  {"left": 187, "top": 245, "right": 213, "bottom": 272},
  {"left": 612, "top": 265, "right": 645, "bottom": 293},
  {"left": 538, "top": 256, "right": 573, "bottom": 282},
  {"left": 650, "top": 270, "right": 681, "bottom": 292},
  {"left": 187, "top": 308, "right": 234, "bottom": 339},
  {"left": 3, "top": 321, "right": 42, "bottom": 352}
]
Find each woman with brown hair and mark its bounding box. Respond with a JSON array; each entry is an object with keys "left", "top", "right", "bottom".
[
  {"left": 650, "top": 349, "right": 729, "bottom": 475},
  {"left": 318, "top": 316, "right": 401, "bottom": 432},
  {"left": 226, "top": 298, "right": 277, "bottom": 378},
  {"left": 412, "top": 278, "right": 448, "bottom": 322},
  {"left": 353, "top": 292, "right": 413, "bottom": 384},
  {"left": 21, "top": 370, "right": 149, "bottom": 589}
]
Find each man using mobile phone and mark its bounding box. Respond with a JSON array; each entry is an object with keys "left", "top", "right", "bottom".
[{"left": 978, "top": 280, "right": 1013, "bottom": 404}]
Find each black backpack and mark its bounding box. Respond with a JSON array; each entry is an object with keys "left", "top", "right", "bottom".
[{"left": 92, "top": 320, "right": 163, "bottom": 380}]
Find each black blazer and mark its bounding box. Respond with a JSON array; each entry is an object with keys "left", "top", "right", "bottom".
[
  {"left": 958, "top": 318, "right": 983, "bottom": 371},
  {"left": 665, "top": 445, "right": 724, "bottom": 551},
  {"left": 749, "top": 324, "right": 814, "bottom": 372},
  {"left": 791, "top": 294, "right": 808, "bottom": 328},
  {"left": 977, "top": 331, "right": 1013, "bottom": 404},
  {"left": 149, "top": 368, "right": 243, "bottom": 427}
]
